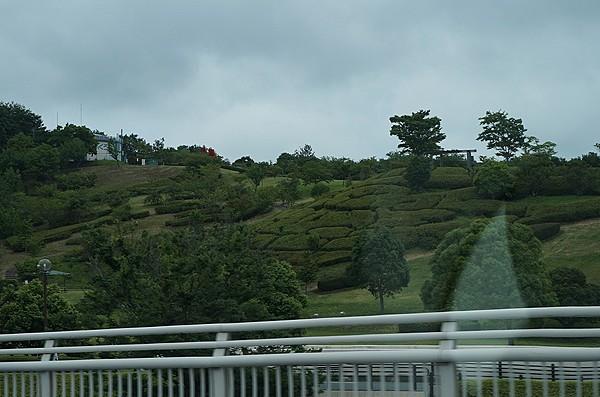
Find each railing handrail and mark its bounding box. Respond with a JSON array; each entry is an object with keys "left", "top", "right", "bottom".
[
  {"left": 2, "top": 328, "right": 600, "bottom": 356},
  {"left": 2, "top": 347, "right": 600, "bottom": 372},
  {"left": 1, "top": 306, "right": 598, "bottom": 343}
]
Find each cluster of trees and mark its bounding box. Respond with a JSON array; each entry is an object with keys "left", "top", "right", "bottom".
[
  {"left": 390, "top": 108, "right": 600, "bottom": 196},
  {"left": 0, "top": 102, "right": 99, "bottom": 182},
  {"left": 0, "top": 279, "right": 79, "bottom": 335},
  {"left": 231, "top": 144, "right": 408, "bottom": 191},
  {"left": 77, "top": 225, "right": 306, "bottom": 328}
]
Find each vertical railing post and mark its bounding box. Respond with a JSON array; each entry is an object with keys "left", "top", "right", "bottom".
[
  {"left": 40, "top": 340, "right": 55, "bottom": 397},
  {"left": 437, "top": 321, "right": 458, "bottom": 397},
  {"left": 210, "top": 333, "right": 230, "bottom": 397}
]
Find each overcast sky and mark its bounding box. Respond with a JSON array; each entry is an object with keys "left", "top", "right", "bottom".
[{"left": 1, "top": 1, "right": 599, "bottom": 161}]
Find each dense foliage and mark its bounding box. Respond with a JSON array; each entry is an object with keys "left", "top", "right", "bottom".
[
  {"left": 421, "top": 218, "right": 557, "bottom": 311},
  {"left": 477, "top": 110, "right": 527, "bottom": 161},
  {"left": 0, "top": 280, "right": 79, "bottom": 335},
  {"left": 389, "top": 110, "right": 446, "bottom": 155},
  {"left": 347, "top": 226, "right": 410, "bottom": 313},
  {"left": 78, "top": 225, "right": 306, "bottom": 327}
]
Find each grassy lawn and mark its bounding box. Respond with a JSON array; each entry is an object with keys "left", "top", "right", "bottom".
[
  {"left": 304, "top": 256, "right": 432, "bottom": 335},
  {"left": 75, "top": 164, "right": 184, "bottom": 191},
  {"left": 542, "top": 218, "right": 600, "bottom": 283}
]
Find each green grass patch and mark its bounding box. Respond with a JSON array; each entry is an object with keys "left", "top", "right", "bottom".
[{"left": 542, "top": 219, "right": 600, "bottom": 284}]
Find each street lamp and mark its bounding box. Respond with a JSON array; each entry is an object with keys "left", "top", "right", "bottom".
[{"left": 37, "top": 259, "right": 52, "bottom": 331}]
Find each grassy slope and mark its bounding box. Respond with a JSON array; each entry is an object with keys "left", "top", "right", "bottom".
[
  {"left": 0, "top": 163, "right": 345, "bottom": 274},
  {"left": 542, "top": 218, "right": 600, "bottom": 283},
  {"left": 252, "top": 167, "right": 600, "bottom": 277},
  {"left": 0, "top": 164, "right": 184, "bottom": 274},
  {"left": 4, "top": 163, "right": 600, "bottom": 325}
]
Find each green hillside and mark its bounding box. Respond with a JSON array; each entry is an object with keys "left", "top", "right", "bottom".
[
  {"left": 3, "top": 162, "right": 600, "bottom": 321},
  {"left": 251, "top": 166, "right": 600, "bottom": 291}
]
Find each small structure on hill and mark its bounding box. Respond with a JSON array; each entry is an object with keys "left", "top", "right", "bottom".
[
  {"left": 87, "top": 133, "right": 127, "bottom": 162},
  {"left": 434, "top": 149, "right": 477, "bottom": 169}
]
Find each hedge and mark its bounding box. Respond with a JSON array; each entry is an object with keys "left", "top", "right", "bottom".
[
  {"left": 309, "top": 227, "right": 352, "bottom": 239},
  {"left": 529, "top": 223, "right": 561, "bottom": 241},
  {"left": 350, "top": 210, "right": 376, "bottom": 228},
  {"left": 130, "top": 210, "right": 151, "bottom": 220},
  {"left": 317, "top": 276, "right": 360, "bottom": 292},
  {"left": 426, "top": 167, "right": 472, "bottom": 189},
  {"left": 321, "top": 236, "right": 358, "bottom": 251},
  {"left": 333, "top": 196, "right": 376, "bottom": 210},
  {"left": 438, "top": 199, "right": 527, "bottom": 217},
  {"left": 360, "top": 175, "right": 406, "bottom": 187},
  {"left": 315, "top": 212, "right": 354, "bottom": 228},
  {"left": 444, "top": 186, "right": 478, "bottom": 201},
  {"left": 393, "top": 219, "right": 470, "bottom": 250},
  {"left": 348, "top": 184, "right": 408, "bottom": 198},
  {"left": 391, "top": 192, "right": 444, "bottom": 211},
  {"left": 270, "top": 250, "right": 308, "bottom": 265},
  {"left": 269, "top": 234, "right": 311, "bottom": 251},
  {"left": 316, "top": 251, "right": 352, "bottom": 266},
  {"left": 155, "top": 200, "right": 203, "bottom": 214},
  {"left": 253, "top": 234, "right": 278, "bottom": 249},
  {"left": 520, "top": 198, "right": 600, "bottom": 224},
  {"left": 165, "top": 217, "right": 192, "bottom": 227}
]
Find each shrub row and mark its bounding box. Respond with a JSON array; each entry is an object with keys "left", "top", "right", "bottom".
[
  {"left": 317, "top": 276, "right": 360, "bottom": 292},
  {"left": 438, "top": 199, "right": 527, "bottom": 217},
  {"left": 529, "top": 223, "right": 561, "bottom": 241},
  {"left": 426, "top": 167, "right": 472, "bottom": 189},
  {"left": 155, "top": 200, "right": 203, "bottom": 214},
  {"left": 321, "top": 236, "right": 358, "bottom": 251},
  {"left": 519, "top": 199, "right": 600, "bottom": 224},
  {"left": 165, "top": 217, "right": 192, "bottom": 227},
  {"left": 316, "top": 251, "right": 352, "bottom": 266},
  {"left": 309, "top": 226, "right": 352, "bottom": 239}
]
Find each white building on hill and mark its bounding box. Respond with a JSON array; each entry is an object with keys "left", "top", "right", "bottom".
[{"left": 87, "top": 133, "right": 126, "bottom": 162}]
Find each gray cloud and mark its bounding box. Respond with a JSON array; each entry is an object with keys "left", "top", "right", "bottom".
[{"left": 1, "top": 0, "right": 599, "bottom": 161}]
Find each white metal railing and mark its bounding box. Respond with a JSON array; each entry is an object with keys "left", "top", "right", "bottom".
[{"left": 0, "top": 306, "right": 599, "bottom": 396}]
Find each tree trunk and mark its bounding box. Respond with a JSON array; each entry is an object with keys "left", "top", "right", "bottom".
[{"left": 379, "top": 292, "right": 385, "bottom": 314}]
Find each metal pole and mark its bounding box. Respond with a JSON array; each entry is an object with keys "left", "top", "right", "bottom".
[
  {"left": 437, "top": 321, "right": 458, "bottom": 397},
  {"left": 43, "top": 271, "right": 48, "bottom": 332},
  {"left": 210, "top": 333, "right": 230, "bottom": 397}
]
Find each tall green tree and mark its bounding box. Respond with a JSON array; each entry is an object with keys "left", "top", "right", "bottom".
[
  {"left": 122, "top": 133, "right": 151, "bottom": 164},
  {"left": 277, "top": 177, "right": 301, "bottom": 207},
  {"left": 107, "top": 137, "right": 121, "bottom": 164},
  {"left": 389, "top": 110, "right": 445, "bottom": 155},
  {"left": 477, "top": 111, "right": 527, "bottom": 161},
  {"left": 300, "top": 159, "right": 333, "bottom": 185},
  {"left": 421, "top": 218, "right": 557, "bottom": 311},
  {"left": 293, "top": 144, "right": 316, "bottom": 164},
  {"left": 0, "top": 280, "right": 80, "bottom": 335},
  {"left": 246, "top": 163, "right": 266, "bottom": 188},
  {"left": 0, "top": 102, "right": 46, "bottom": 149},
  {"left": 347, "top": 226, "right": 410, "bottom": 314}
]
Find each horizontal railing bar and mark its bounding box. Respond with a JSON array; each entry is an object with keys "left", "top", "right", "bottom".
[
  {"left": 0, "top": 306, "right": 598, "bottom": 343},
  {"left": 3, "top": 328, "right": 600, "bottom": 356},
  {"left": 2, "top": 347, "right": 600, "bottom": 371}
]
